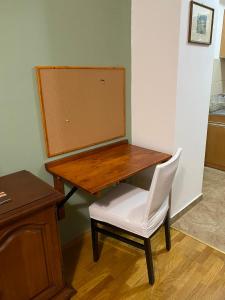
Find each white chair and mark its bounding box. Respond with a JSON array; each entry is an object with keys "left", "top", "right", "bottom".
[{"left": 89, "top": 148, "right": 182, "bottom": 285}]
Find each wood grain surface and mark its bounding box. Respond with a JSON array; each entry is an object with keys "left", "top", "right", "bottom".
[
  {"left": 208, "top": 114, "right": 225, "bottom": 124},
  {"left": 0, "top": 171, "right": 74, "bottom": 300},
  {"left": 0, "top": 170, "right": 63, "bottom": 225},
  {"left": 63, "top": 228, "right": 225, "bottom": 299},
  {"left": 205, "top": 123, "right": 225, "bottom": 171},
  {"left": 46, "top": 141, "right": 171, "bottom": 194}
]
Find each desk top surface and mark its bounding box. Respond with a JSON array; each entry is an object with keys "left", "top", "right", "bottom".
[{"left": 45, "top": 141, "right": 171, "bottom": 194}]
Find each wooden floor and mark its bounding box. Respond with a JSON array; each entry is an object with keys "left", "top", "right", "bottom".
[{"left": 63, "top": 228, "right": 225, "bottom": 299}]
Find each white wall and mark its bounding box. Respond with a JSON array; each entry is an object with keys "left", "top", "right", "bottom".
[
  {"left": 131, "top": 0, "right": 181, "bottom": 154},
  {"left": 173, "top": 0, "right": 217, "bottom": 215},
  {"left": 132, "top": 0, "right": 217, "bottom": 216},
  {"left": 214, "top": 0, "right": 225, "bottom": 58}
]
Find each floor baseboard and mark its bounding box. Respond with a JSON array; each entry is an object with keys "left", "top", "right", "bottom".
[{"left": 171, "top": 194, "right": 203, "bottom": 224}]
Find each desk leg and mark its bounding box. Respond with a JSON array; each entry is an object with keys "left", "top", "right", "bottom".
[
  {"left": 53, "top": 176, "right": 65, "bottom": 194},
  {"left": 53, "top": 176, "right": 65, "bottom": 220}
]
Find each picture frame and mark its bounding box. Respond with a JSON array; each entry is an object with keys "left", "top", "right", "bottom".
[{"left": 188, "top": 1, "right": 214, "bottom": 45}]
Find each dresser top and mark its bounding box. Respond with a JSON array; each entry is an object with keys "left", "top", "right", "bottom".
[{"left": 0, "top": 170, "right": 63, "bottom": 220}]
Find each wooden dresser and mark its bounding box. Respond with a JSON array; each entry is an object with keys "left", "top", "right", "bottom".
[{"left": 0, "top": 170, "right": 75, "bottom": 300}]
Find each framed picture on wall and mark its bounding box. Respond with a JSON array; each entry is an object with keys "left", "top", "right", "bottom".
[{"left": 188, "top": 1, "right": 214, "bottom": 45}]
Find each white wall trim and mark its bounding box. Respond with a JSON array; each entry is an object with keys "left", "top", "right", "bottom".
[{"left": 171, "top": 193, "right": 203, "bottom": 219}]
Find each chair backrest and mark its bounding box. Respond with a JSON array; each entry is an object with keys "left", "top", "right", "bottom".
[{"left": 143, "top": 148, "right": 182, "bottom": 222}]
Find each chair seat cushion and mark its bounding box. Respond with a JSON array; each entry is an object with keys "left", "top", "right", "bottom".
[{"left": 89, "top": 183, "right": 168, "bottom": 238}]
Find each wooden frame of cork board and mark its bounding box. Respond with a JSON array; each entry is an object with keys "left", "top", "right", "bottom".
[{"left": 36, "top": 66, "right": 126, "bottom": 157}]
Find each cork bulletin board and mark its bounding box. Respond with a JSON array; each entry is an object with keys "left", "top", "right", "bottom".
[{"left": 36, "top": 66, "right": 126, "bottom": 157}]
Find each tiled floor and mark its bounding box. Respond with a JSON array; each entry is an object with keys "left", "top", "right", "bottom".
[{"left": 173, "top": 167, "right": 225, "bottom": 253}]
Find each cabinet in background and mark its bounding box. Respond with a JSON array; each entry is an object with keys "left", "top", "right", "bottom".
[{"left": 205, "top": 120, "right": 225, "bottom": 171}]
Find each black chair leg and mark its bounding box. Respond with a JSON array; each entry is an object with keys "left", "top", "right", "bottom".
[
  {"left": 91, "top": 219, "right": 99, "bottom": 262},
  {"left": 164, "top": 211, "right": 171, "bottom": 251},
  {"left": 144, "top": 238, "right": 155, "bottom": 285}
]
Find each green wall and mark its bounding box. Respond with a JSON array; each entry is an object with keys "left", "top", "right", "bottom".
[{"left": 0, "top": 0, "right": 131, "bottom": 244}]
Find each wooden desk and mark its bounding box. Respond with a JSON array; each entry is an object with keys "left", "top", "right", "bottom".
[{"left": 45, "top": 140, "right": 171, "bottom": 217}]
